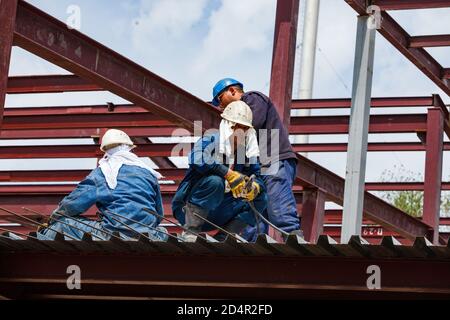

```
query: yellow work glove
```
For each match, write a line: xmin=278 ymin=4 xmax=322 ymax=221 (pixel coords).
xmin=225 ymin=170 xmax=246 ymax=198
xmin=243 ymin=181 xmax=260 ymax=202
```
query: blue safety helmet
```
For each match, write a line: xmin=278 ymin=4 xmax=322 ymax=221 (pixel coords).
xmin=211 ymin=78 xmax=243 ymax=107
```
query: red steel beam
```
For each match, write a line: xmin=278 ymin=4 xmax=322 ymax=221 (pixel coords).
xmin=292 ymin=96 xmax=434 ymax=109
xmin=6 ymin=74 xmax=101 ymax=94
xmin=372 ymin=0 xmax=450 ymax=10
xmin=13 ymin=1 xmax=221 ymax=132
xmin=5 ymin=141 xmax=447 ymax=158
xmin=4 ymin=104 xmax=145 ymax=115
xmin=346 ymin=0 xmax=450 ymax=96
xmin=423 ymin=108 xmax=445 ymax=243
xmin=444 ymin=69 xmax=450 ymax=80
xmin=0 ymin=127 xmax=190 ymax=139
xmin=293 ymin=142 xmax=450 ymax=152
xmin=2 ymin=170 xmax=450 ymax=191
xmin=0 ymin=168 xmax=187 ymax=183
xmin=409 ymin=35 xmax=450 ymax=48
xmin=2 ymin=113 xmax=173 ymax=129
xmin=0 ymin=143 xmax=192 ymax=159
xmin=301 ymin=189 xmax=326 ymax=243
xmin=0 ymin=113 xmax=428 ymax=138
xmin=289 ymin=114 xmax=427 ymax=134
xmin=0 ymin=0 xmax=18 ymax=127
xmin=269 ymin=0 xmax=299 ymax=126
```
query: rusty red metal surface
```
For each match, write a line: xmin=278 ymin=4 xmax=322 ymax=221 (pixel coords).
xmin=269 ymin=0 xmax=299 ymax=126
xmin=6 ymin=74 xmax=100 ymax=94
xmin=0 ymin=0 xmax=18 ymax=127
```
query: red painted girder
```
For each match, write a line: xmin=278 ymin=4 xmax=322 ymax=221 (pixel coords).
xmin=0 ymin=0 xmax=18 ymax=126
xmin=269 ymin=0 xmax=299 ymax=125
xmin=293 ymin=142 xmax=450 ymax=152
xmin=346 ymin=0 xmax=449 ymax=96
xmin=372 ymin=0 xmax=450 ymax=10
xmin=6 ymin=74 xmax=101 ymax=94
xmin=409 ymin=35 xmax=450 ymax=48
xmin=0 ymin=169 xmax=187 ymax=182
xmin=4 ymin=104 xmax=146 ymax=116
xmin=289 ymin=113 xmax=427 ymax=134
xmin=0 ymin=143 xmax=192 ymax=159
xmin=0 ymin=127 xmax=190 ymax=139
xmin=13 ymin=1 xmax=221 ymax=132
xmin=1 ymin=141 xmax=448 ymax=159
xmin=292 ymin=96 xmax=433 ymax=109
xmin=2 ymin=170 xmax=450 ymax=192
xmin=2 ymin=113 xmax=173 ymax=129
xmin=444 ymin=69 xmax=450 ymax=79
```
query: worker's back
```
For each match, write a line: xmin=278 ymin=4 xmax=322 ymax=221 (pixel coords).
xmin=60 ymin=164 xmax=164 ymax=238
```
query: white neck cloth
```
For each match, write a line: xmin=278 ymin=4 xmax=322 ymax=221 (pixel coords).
xmin=98 ymin=144 xmax=163 ymax=189
xmin=218 ymin=119 xmax=259 ymax=165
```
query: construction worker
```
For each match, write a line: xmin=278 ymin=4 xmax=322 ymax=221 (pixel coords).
xmin=172 ymin=101 xmax=268 ymax=242
xmin=211 ymin=78 xmax=302 ymax=240
xmin=37 ymin=129 xmax=168 ymax=241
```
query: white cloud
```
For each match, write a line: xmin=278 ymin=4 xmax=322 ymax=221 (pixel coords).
xmin=191 ymin=0 xmax=276 ymax=74
xmin=131 ymin=0 xmax=208 ymax=52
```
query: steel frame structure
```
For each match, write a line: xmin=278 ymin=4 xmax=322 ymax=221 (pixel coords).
xmin=0 ymin=0 xmax=450 ymax=298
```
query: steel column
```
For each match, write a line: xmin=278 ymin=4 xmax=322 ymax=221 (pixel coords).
xmin=423 ymin=107 xmax=444 ymax=244
xmin=301 ymin=188 xmax=326 ymax=243
xmin=269 ymin=0 xmax=300 ymax=125
xmin=0 ymin=0 xmax=18 ymax=127
xmin=342 ymin=15 xmax=376 ymax=244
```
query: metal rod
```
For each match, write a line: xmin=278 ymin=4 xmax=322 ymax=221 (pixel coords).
xmin=191 ymin=211 xmax=247 ymax=243
xmin=106 ymin=210 xmax=182 ymax=242
xmin=22 ymin=207 xmax=104 ymax=240
xmin=142 ymin=208 xmax=210 ymax=242
xmin=0 ymin=206 xmax=78 ymax=241
xmin=0 ymin=227 xmax=40 ymax=240
xmin=248 ymin=201 xmax=289 ymax=237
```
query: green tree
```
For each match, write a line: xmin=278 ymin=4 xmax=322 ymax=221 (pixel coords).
xmin=378 ymin=165 xmax=450 ymax=218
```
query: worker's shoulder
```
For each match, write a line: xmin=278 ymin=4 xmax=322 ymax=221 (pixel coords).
xmin=242 ymin=91 xmax=271 ymax=104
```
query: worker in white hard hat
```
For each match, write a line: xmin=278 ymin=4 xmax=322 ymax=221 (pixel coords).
xmin=212 ymin=78 xmax=302 ymax=241
xmin=37 ymin=129 xmax=168 ymax=241
xmin=172 ymin=101 xmax=268 ymax=242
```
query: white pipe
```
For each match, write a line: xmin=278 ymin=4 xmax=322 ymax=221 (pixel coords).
xmin=297 ymin=0 xmax=320 ymax=157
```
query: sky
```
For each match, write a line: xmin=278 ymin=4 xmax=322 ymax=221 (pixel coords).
xmin=3 ymin=0 xmax=450 ymax=210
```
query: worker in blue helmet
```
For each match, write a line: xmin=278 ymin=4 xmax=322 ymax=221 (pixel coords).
xmin=211 ymin=78 xmax=302 ymax=241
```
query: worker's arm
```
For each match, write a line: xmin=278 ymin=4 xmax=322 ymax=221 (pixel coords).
xmin=189 ymin=134 xmax=229 ymax=177
xmin=54 ymin=172 xmax=98 ymax=217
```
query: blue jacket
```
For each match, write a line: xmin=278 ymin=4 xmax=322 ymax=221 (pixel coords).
xmin=172 ymin=133 xmax=266 ymax=222
xmin=54 ymin=164 xmax=164 ymax=238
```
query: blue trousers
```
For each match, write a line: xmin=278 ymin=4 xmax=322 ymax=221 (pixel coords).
xmin=182 ymin=175 xmax=267 ymax=238
xmin=243 ymin=159 xmax=300 ymax=240
xmin=37 ymin=216 xmax=168 ymax=241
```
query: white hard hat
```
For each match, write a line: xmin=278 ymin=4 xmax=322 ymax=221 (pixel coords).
xmin=221 ymin=101 xmax=253 ymax=128
xmin=100 ymin=129 xmax=135 ymax=152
